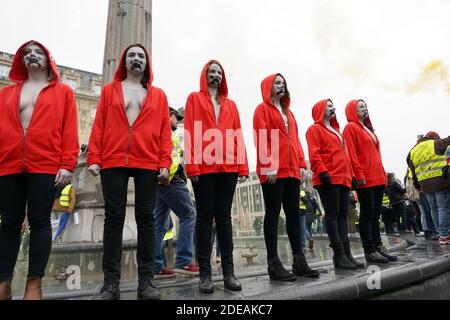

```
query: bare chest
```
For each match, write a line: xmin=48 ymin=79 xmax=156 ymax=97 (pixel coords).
xmin=122 ymin=84 xmax=147 ymax=126
xmin=19 ymin=82 xmax=48 ymax=130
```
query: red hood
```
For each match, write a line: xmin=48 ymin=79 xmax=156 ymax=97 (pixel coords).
xmin=261 ymin=73 xmax=291 ymax=108
xmin=9 ymin=40 xmax=60 ymax=83
xmin=114 ymin=44 xmax=153 ymax=88
xmin=312 ymin=99 xmax=340 ymax=131
xmin=199 ymin=60 xmax=228 ymax=97
xmin=345 ymin=99 xmax=374 ymax=131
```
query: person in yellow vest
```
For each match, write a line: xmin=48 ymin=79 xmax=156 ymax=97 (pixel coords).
xmin=153 ymin=107 xmax=199 ymax=278
xmin=407 ymin=131 xmax=450 ymax=245
xmin=52 ymin=184 xmax=76 ymax=244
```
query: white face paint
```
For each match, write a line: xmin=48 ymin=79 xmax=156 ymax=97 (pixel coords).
xmin=207 ymin=63 xmax=223 ymax=88
xmin=271 ymin=75 xmax=286 ymax=99
xmin=357 ymin=101 xmax=369 ymax=119
xmin=23 ymin=44 xmax=48 ymax=71
xmin=325 ymin=100 xmax=336 ymax=119
xmin=125 ymin=46 xmax=147 ymax=75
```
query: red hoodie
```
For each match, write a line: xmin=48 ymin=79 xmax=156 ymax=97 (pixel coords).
xmin=184 ymin=60 xmax=249 ymax=177
xmin=88 ymin=44 xmax=172 ymax=171
xmin=306 ymin=99 xmax=353 ymax=188
xmin=342 ymin=100 xmax=387 ymax=188
xmin=253 ymin=74 xmax=307 ymax=184
xmin=0 ymin=40 xmax=79 ymax=176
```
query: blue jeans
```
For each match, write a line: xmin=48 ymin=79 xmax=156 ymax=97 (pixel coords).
xmin=154 ymin=181 xmax=197 ymax=272
xmin=299 ymin=215 xmax=310 ymax=248
xmin=425 ymin=188 xmax=450 ymax=237
xmin=418 ymin=192 xmax=436 ymax=232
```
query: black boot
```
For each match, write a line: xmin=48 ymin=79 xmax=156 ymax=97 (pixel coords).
xmin=267 ymin=257 xmax=296 ymax=281
xmin=92 ymin=282 xmax=120 ymax=300
xmin=293 ymin=253 xmax=320 ymax=277
xmin=224 ymin=274 xmax=242 ymax=291
xmin=137 ymin=280 xmax=161 ymax=300
xmin=365 ymin=251 xmax=389 ymax=263
xmin=331 ymin=242 xmax=357 ymax=270
xmin=199 ymin=276 xmax=214 ymax=294
xmin=376 ymin=245 xmax=398 ymax=261
xmin=343 ymin=240 xmax=365 ymax=268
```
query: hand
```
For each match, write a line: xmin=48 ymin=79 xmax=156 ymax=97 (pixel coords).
xmin=267 ymin=174 xmax=277 ymax=185
xmin=300 ymin=168 xmax=307 ymax=184
xmin=55 ymin=169 xmax=73 ymax=187
xmin=88 ymin=164 xmax=101 ymax=177
xmin=238 ymin=176 xmax=249 ymax=184
xmin=357 ymin=179 xmax=366 ymax=186
xmin=190 ymin=176 xmax=199 ymax=183
xmin=158 ymin=168 xmax=170 ymax=186
xmin=319 ymin=172 xmax=332 ymax=186
xmin=352 ymin=177 xmax=359 ymax=190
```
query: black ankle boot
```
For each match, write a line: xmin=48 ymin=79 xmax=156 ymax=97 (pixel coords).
xmin=138 ymin=280 xmax=161 ymax=300
xmin=199 ymin=276 xmax=214 ymax=293
xmin=293 ymin=253 xmax=320 ymax=277
xmin=365 ymin=251 xmax=389 ymax=263
xmin=376 ymin=245 xmax=398 ymax=261
xmin=268 ymin=257 xmax=296 ymax=281
xmin=224 ymin=274 xmax=242 ymax=291
xmin=93 ymin=282 xmax=120 ymax=300
xmin=343 ymin=240 xmax=365 ymax=268
xmin=331 ymin=242 xmax=357 ymax=270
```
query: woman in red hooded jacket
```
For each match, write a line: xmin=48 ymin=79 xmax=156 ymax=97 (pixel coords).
xmin=0 ymin=41 xmax=79 ymax=300
xmin=253 ymin=74 xmax=319 ymax=281
xmin=306 ymin=99 xmax=364 ymax=269
xmin=88 ymin=44 xmax=172 ymax=300
xmin=184 ymin=60 xmax=249 ymax=294
xmin=343 ymin=100 xmax=397 ymax=263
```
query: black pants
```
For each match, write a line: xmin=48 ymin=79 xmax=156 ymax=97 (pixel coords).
xmin=392 ymin=202 xmax=407 ymax=232
xmin=0 ymin=174 xmax=56 ymax=282
xmin=357 ymin=186 xmax=385 ymax=253
xmin=316 ymin=185 xmax=350 ymax=245
xmin=381 ymin=206 xmax=395 ymax=234
xmin=261 ymin=178 xmax=301 ymax=260
xmin=407 ymin=216 xmax=420 ymax=234
xmin=100 ymin=168 xmax=158 ymax=285
xmin=192 ymin=173 xmax=238 ymax=278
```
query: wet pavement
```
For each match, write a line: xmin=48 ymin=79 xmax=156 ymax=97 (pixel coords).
xmin=11 ymin=233 xmax=450 ymax=300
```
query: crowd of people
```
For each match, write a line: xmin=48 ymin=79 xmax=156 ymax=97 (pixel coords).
xmin=0 ymin=41 xmax=448 ymax=301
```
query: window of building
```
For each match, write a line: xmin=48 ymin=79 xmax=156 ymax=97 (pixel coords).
xmin=0 ymin=65 xmax=11 ymax=79
xmin=93 ymin=85 xmax=101 ymax=96
xmin=64 ymin=78 xmax=77 ymax=91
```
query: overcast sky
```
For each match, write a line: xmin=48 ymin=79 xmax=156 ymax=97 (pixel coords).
xmin=1 ymin=0 xmax=449 ymax=179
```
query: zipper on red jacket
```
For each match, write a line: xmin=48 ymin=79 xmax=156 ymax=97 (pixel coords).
xmin=16 ymin=84 xmax=50 ymax=172
xmin=125 ymin=126 xmax=132 ymax=166
xmin=16 ymin=83 xmax=53 ymax=173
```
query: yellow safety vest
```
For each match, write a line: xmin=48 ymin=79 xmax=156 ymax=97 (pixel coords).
xmin=299 ymin=190 xmax=306 ymax=210
xmin=407 ymin=168 xmax=413 ymax=180
xmin=382 ymin=194 xmax=390 ymax=206
xmin=410 ymin=140 xmax=446 ymax=182
xmin=59 ymin=184 xmax=72 ymax=207
xmin=169 ymin=132 xmax=182 ymax=182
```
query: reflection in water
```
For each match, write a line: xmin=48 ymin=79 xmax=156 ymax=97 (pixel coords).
xmin=13 ymin=233 xmax=446 ymax=297
xmin=11 ymin=235 xmax=353 ymax=295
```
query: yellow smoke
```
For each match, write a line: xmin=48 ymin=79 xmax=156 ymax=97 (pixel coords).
xmin=407 ymin=60 xmax=450 ymax=95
